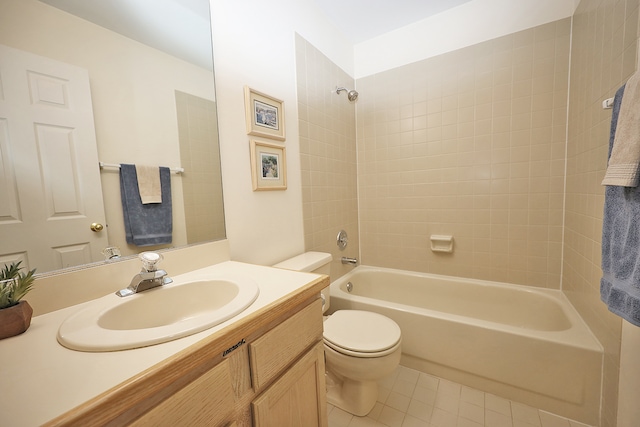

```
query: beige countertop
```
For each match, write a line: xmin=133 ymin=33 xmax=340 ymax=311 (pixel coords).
xmin=0 ymin=261 xmax=322 ymax=427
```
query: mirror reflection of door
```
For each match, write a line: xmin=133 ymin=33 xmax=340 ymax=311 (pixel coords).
xmin=0 ymin=44 xmax=108 ymax=272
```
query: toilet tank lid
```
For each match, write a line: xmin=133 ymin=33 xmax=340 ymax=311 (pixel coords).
xmin=273 ymin=251 xmax=332 ymax=272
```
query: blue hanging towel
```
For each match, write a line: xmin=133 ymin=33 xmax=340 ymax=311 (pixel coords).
xmin=600 ymin=84 xmax=640 ymax=326
xmin=119 ymin=164 xmax=173 ymax=246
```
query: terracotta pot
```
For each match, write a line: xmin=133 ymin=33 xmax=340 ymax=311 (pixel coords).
xmin=0 ymin=300 xmax=33 ymax=340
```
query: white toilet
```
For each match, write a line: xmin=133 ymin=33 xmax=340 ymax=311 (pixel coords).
xmin=273 ymin=252 xmax=402 ymax=416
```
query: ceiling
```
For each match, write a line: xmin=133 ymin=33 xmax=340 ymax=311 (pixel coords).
xmin=39 ymin=0 xmax=475 ymax=67
xmin=38 ymin=0 xmax=213 ymax=70
xmin=312 ymin=0 xmax=474 ymax=43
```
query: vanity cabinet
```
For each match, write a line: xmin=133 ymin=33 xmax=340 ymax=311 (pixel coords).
xmin=45 ymin=276 xmax=328 ymax=427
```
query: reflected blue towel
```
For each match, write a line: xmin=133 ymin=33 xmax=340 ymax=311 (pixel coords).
xmin=601 ymin=84 xmax=640 ymax=326
xmin=120 ymin=164 xmax=173 ymax=246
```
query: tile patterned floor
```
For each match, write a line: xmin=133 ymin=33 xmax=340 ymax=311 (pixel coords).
xmin=327 ymin=365 xmax=594 ymax=427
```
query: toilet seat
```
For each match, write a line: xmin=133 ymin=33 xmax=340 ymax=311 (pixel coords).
xmin=323 ymin=310 xmax=401 ymax=358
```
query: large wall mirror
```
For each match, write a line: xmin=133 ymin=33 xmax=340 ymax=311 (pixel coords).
xmin=0 ymin=0 xmax=225 ymax=275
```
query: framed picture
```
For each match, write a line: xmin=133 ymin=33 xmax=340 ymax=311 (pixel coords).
xmin=244 ymin=86 xmax=285 ymax=141
xmin=250 ymin=140 xmax=287 ymax=191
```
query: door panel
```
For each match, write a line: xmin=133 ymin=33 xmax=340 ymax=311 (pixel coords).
xmin=0 ymin=44 xmax=107 ymax=272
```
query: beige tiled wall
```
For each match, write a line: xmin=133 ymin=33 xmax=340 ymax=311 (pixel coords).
xmin=176 ymin=91 xmax=225 ymax=244
xmin=565 ymin=0 xmax=639 ymax=426
xmin=295 ymin=34 xmax=360 ymax=278
xmin=357 ymin=20 xmax=571 ymax=289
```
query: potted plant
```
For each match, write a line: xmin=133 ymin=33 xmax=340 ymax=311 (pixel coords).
xmin=0 ymin=261 xmax=36 ymax=340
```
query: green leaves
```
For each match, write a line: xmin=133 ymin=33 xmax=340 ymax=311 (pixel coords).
xmin=0 ymin=261 xmax=36 ymax=309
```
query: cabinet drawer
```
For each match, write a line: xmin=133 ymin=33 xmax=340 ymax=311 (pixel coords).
xmin=131 ymin=359 xmax=234 ymax=427
xmin=249 ymin=298 xmax=323 ymax=390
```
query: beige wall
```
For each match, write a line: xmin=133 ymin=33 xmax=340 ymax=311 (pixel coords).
xmin=356 ymin=19 xmax=570 ymax=289
xmin=565 ymin=0 xmax=640 ymax=426
xmin=295 ymin=35 xmax=360 ymax=278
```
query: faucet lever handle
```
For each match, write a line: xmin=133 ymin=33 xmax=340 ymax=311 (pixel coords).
xmin=139 ymin=251 xmax=162 ymax=272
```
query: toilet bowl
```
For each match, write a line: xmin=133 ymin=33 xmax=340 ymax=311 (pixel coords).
xmin=323 ymin=309 xmax=402 ymax=416
xmin=273 ymin=252 xmax=402 ymax=416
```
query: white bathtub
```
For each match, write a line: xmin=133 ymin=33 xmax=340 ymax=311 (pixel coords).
xmin=328 ymin=266 xmax=603 ymax=426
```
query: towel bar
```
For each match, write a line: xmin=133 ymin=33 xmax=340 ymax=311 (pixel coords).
xmin=99 ymin=162 xmax=184 ymax=174
xmin=602 ymin=97 xmax=614 ymax=109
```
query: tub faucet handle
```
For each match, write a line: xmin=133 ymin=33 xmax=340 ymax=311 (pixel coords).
xmin=341 ymin=257 xmax=358 ymax=265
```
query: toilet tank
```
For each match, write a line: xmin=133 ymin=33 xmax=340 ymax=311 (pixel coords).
xmin=273 ymin=252 xmax=332 ymax=312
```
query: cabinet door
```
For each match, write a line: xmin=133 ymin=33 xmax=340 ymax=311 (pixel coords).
xmin=131 ymin=359 xmax=234 ymax=427
xmin=252 ymin=342 xmax=327 ymax=427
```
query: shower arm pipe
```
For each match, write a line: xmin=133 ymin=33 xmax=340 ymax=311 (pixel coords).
xmin=335 ymin=86 xmax=358 ymax=101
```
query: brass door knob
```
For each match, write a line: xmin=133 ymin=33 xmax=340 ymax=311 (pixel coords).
xmin=90 ymin=222 xmax=104 ymax=232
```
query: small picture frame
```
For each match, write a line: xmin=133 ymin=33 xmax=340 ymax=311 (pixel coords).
xmin=244 ymin=86 xmax=285 ymax=141
xmin=250 ymin=140 xmax=287 ymax=191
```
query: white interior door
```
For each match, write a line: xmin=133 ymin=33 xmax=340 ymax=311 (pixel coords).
xmin=0 ymin=44 xmax=108 ymax=273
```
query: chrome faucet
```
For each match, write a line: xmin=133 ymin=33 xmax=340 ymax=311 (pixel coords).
xmin=341 ymin=257 xmax=358 ymax=265
xmin=116 ymin=252 xmax=172 ymax=297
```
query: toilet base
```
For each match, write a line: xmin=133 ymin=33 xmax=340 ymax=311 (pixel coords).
xmin=326 ymin=370 xmax=378 ymax=417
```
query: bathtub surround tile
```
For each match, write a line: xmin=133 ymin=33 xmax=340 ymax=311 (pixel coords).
xmin=328 ymin=366 xmax=593 ymax=427
xmin=294 ymin=35 xmax=360 ymax=279
xmin=357 ymin=19 xmax=570 ymax=289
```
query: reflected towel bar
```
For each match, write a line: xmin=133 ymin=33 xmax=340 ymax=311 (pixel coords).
xmin=99 ymin=162 xmax=184 ymax=174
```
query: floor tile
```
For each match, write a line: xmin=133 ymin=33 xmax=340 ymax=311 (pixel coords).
xmin=326 ymin=365 xmax=595 ymax=427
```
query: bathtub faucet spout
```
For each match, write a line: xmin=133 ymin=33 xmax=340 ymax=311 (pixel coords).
xmin=341 ymin=257 xmax=358 ymax=265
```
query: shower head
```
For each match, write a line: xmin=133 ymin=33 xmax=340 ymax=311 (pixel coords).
xmin=336 ymin=87 xmax=359 ymax=102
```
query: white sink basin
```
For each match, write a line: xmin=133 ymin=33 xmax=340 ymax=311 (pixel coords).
xmin=57 ymin=276 xmax=260 ymax=352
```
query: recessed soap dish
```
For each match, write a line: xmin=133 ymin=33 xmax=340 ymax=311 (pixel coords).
xmin=430 ymin=235 xmax=454 ymax=253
